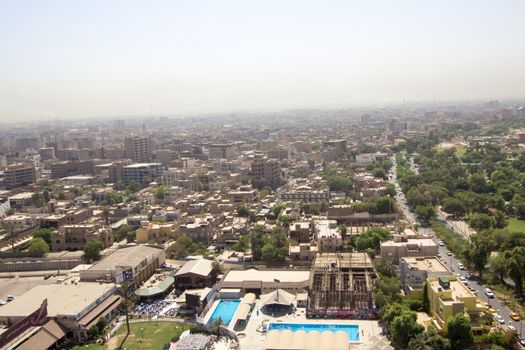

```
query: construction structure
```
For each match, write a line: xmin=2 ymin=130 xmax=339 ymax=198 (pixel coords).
xmin=307 ymin=252 xmax=378 ymax=319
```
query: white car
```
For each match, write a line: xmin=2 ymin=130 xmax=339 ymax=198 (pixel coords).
xmin=484 ymin=288 xmax=495 ymax=298
xmin=508 ymin=325 xmax=517 ymax=332
xmin=438 ymin=241 xmax=445 ymax=246
xmin=459 ymin=276 xmax=469 ymax=285
xmin=6 ymin=295 xmax=15 ymax=302
xmin=457 ymin=263 xmax=465 ymax=270
xmin=494 ymin=315 xmax=505 ymax=324
xmin=0 ymin=300 xmax=6 ymax=305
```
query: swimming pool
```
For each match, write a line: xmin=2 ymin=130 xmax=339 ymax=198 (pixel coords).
xmin=208 ymin=300 xmax=241 ymax=325
xmin=267 ymin=323 xmax=360 ymax=342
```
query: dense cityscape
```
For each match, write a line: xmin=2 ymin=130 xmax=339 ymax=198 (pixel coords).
xmin=0 ymin=102 xmax=524 ymax=350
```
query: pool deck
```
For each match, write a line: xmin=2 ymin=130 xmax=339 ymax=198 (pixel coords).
xmin=237 ymin=300 xmax=387 ymax=350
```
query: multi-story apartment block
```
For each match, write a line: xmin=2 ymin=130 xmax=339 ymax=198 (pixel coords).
xmin=280 ymin=186 xmax=330 ymax=203
xmin=122 ymin=163 xmax=162 ymax=186
xmin=251 ymin=155 xmax=281 ymax=189
xmin=124 ymin=136 xmax=152 ymax=162
xmin=50 ymin=160 xmax=95 ymax=179
xmin=208 ymin=143 xmax=235 ymax=159
xmin=4 ymin=163 xmax=36 ymax=189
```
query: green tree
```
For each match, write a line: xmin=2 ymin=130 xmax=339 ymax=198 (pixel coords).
xmin=154 ymin=185 xmax=166 ymax=200
xmin=391 ymin=312 xmax=424 ymax=349
xmin=442 ymin=197 xmax=466 ymax=218
xmin=415 ymin=205 xmax=436 ymax=224
xmin=126 ymin=181 xmax=139 ymax=193
xmin=446 ymin=313 xmax=473 ymax=350
xmin=250 ymin=225 xmax=265 ymax=261
xmin=236 ymin=204 xmax=250 ymax=217
xmin=233 ymin=235 xmax=250 ymax=252
xmin=375 ymin=196 xmax=395 ymax=214
xmin=372 ymin=167 xmax=386 ymax=179
xmin=326 ymin=175 xmax=353 ymax=193
xmin=33 ymin=228 xmax=53 ymax=245
xmin=83 ymin=239 xmax=104 ymax=262
xmin=88 ymin=325 xmax=100 ymax=338
xmin=408 ymin=326 xmax=450 ymax=350
xmin=469 ymin=213 xmax=495 ymax=231
xmin=355 ymin=227 xmax=391 ymax=252
xmin=28 ymin=237 xmax=49 ymax=256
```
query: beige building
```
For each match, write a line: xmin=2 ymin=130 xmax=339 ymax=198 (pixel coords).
xmin=136 ymin=223 xmax=178 ymax=244
xmin=380 ymin=238 xmax=438 ymax=263
xmin=289 ymin=243 xmax=318 ymax=261
xmin=80 ymin=245 xmax=165 ymax=285
xmin=314 ymin=220 xmax=341 ymax=252
xmin=4 ymin=163 xmax=36 ymax=189
xmin=52 ymin=224 xmax=113 ymax=251
xmin=426 ymin=276 xmax=484 ymax=332
xmin=124 ymin=136 xmax=152 ymax=162
xmin=399 ymin=256 xmax=450 ymax=296
xmin=220 ymin=269 xmax=310 ymax=295
xmin=251 ymin=155 xmax=281 ymax=189
xmin=50 ymin=160 xmax=95 ymax=179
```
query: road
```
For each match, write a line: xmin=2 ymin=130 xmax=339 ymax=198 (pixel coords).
xmin=389 ymin=155 xmax=525 ymax=340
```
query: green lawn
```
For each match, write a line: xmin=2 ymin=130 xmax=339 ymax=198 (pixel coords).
xmin=112 ymin=321 xmax=199 ymax=350
xmin=508 ymin=218 xmax=525 ymax=233
xmin=435 ymin=145 xmax=466 ymax=157
xmin=70 ymin=345 xmax=107 ymax=350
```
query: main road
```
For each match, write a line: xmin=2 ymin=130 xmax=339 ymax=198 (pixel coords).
xmin=389 ymin=155 xmax=525 ymax=342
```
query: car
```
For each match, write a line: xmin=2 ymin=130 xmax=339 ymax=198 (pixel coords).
xmin=459 ymin=276 xmax=469 ymax=285
xmin=43 ymin=274 xmax=52 ymax=280
xmin=510 ymin=312 xmax=520 ymax=321
xmin=494 ymin=315 xmax=505 ymax=324
xmin=6 ymin=295 xmax=15 ymax=302
xmin=508 ymin=324 xmax=517 ymax=332
xmin=484 ymin=288 xmax=495 ymax=298
xmin=520 ymin=338 xmax=525 ymax=346
xmin=447 ymin=251 xmax=452 ymax=256
xmin=457 ymin=263 xmax=465 ymax=270
xmin=0 ymin=300 xmax=6 ymax=305
xmin=438 ymin=241 xmax=445 ymax=246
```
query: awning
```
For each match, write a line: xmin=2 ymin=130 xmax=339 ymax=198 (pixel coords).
xmin=15 ymin=320 xmax=65 ymax=350
xmin=235 ymin=303 xmax=252 ymax=322
xmin=260 ymin=289 xmax=296 ymax=307
xmin=135 ymin=276 xmax=175 ymax=297
xmin=241 ymin=293 xmax=255 ymax=305
xmin=79 ymin=294 xmax=121 ymax=329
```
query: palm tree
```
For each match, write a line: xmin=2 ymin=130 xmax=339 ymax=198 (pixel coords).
xmin=213 ymin=318 xmax=224 ymax=337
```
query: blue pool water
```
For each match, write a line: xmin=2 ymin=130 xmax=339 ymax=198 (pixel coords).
xmin=208 ymin=300 xmax=241 ymax=325
xmin=267 ymin=323 xmax=360 ymax=342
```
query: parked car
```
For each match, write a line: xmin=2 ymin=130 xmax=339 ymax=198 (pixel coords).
xmin=0 ymin=300 xmax=6 ymax=305
xmin=510 ymin=312 xmax=520 ymax=321
xmin=494 ymin=315 xmax=505 ymax=324
xmin=484 ymin=288 xmax=495 ymax=298
xmin=457 ymin=263 xmax=465 ymax=270
xmin=508 ymin=324 xmax=517 ymax=332
xmin=438 ymin=241 xmax=445 ymax=247
xmin=6 ymin=295 xmax=15 ymax=302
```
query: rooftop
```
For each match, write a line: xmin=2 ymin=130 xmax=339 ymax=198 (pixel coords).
xmin=85 ymin=245 xmax=164 ymax=272
xmin=401 ymin=256 xmax=449 ymax=273
xmin=175 ymin=258 xmax=213 ymax=277
xmin=0 ymin=283 xmax=116 ymax=319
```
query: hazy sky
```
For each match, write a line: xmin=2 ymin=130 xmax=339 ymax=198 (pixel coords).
xmin=1 ymin=1 xmax=524 ymax=121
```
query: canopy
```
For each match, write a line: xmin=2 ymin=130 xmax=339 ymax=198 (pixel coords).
xmin=260 ymin=289 xmax=296 ymax=307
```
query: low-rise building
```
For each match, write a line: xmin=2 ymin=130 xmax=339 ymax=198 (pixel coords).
xmin=219 ymin=269 xmax=310 ymax=295
xmin=52 ymin=224 xmax=113 ymax=251
xmin=136 ymin=223 xmax=178 ymax=244
xmin=174 ymin=258 xmax=214 ymax=290
xmin=380 ymin=237 xmax=438 ymax=263
xmin=399 ymin=256 xmax=450 ymax=296
xmin=314 ymin=219 xmax=341 ymax=252
xmin=289 ymin=243 xmax=318 ymax=261
xmin=80 ymin=245 xmax=165 ymax=285
xmin=426 ymin=276 xmax=484 ymax=332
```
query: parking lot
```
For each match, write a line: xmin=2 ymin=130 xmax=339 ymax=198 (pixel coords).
xmin=0 ymin=275 xmax=57 ymax=303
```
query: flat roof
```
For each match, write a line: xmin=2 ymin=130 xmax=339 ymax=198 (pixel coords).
xmin=124 ymin=163 xmax=161 ymax=168
xmin=401 ymin=256 xmax=449 ymax=273
xmin=223 ymin=269 xmax=310 ymax=284
xmin=86 ymin=245 xmax=163 ymax=272
xmin=381 ymin=238 xmax=437 ymax=247
xmin=0 ymin=283 xmax=116 ymax=319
